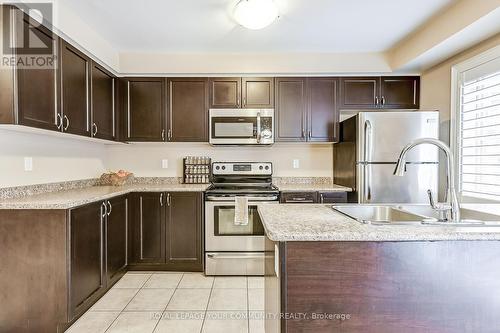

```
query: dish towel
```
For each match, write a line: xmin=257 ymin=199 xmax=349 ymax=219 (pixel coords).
xmin=234 ymin=196 xmax=249 ymax=226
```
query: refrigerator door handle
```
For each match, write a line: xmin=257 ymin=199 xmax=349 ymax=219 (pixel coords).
xmin=364 ymin=164 xmax=371 ymax=202
xmin=364 ymin=120 xmax=372 ymax=162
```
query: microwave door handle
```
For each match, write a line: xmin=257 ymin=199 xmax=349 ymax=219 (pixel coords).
xmin=256 ymin=112 xmax=261 ymax=144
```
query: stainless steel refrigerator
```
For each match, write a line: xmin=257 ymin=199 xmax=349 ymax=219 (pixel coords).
xmin=333 ymin=111 xmax=439 ymax=203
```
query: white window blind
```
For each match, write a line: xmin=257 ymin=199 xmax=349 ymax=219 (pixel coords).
xmin=459 ymin=57 xmax=500 ymax=201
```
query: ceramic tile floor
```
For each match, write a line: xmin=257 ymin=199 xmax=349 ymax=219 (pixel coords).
xmin=66 ymin=272 xmax=265 ymax=333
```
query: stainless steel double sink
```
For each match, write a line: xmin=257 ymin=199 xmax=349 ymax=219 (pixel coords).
xmin=333 ymin=204 xmax=500 ymax=227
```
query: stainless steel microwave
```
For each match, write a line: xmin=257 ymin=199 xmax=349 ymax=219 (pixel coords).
xmin=209 ymin=109 xmax=274 ymax=145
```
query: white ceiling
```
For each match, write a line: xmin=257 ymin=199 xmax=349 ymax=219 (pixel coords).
xmin=63 ymin=0 xmax=456 ymax=53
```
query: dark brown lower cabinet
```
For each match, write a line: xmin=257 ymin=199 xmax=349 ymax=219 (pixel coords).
xmin=266 ymin=240 xmax=500 ymax=333
xmin=69 ymin=201 xmax=105 ymax=320
xmin=106 ymin=196 xmax=128 ymax=284
xmin=129 ymin=191 xmax=203 ymax=271
xmin=0 ymin=196 xmax=128 ymax=332
xmin=280 ymin=191 xmax=347 ymax=204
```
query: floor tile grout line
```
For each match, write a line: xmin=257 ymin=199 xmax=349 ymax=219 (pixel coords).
xmin=104 ymin=273 xmax=153 ymax=333
xmin=152 ymin=272 xmax=185 ymax=332
xmin=200 ymin=274 xmax=215 ymax=333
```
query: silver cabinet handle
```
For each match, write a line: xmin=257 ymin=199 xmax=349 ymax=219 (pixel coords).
xmin=302 ymin=129 xmax=305 ymax=138
xmin=167 ymin=129 xmax=172 ymax=141
xmin=243 ymin=97 xmax=246 ymax=107
xmin=63 ymin=115 xmax=69 ymax=131
xmin=237 ymin=99 xmax=240 ymax=107
xmin=320 ymin=193 xmax=324 ymax=203
xmin=56 ymin=113 xmax=63 ymax=130
xmin=107 ymin=201 xmax=112 ymax=216
xmin=375 ymin=96 xmax=379 ymax=106
xmin=381 ymin=96 xmax=385 ymax=106
xmin=161 ymin=129 xmax=165 ymax=141
xmin=92 ymin=123 xmax=98 ymax=136
xmin=101 ymin=201 xmax=107 ymax=218
xmin=167 ymin=193 xmax=171 ymax=206
xmin=160 ymin=193 xmax=163 ymax=206
xmin=308 ymin=130 xmax=312 ymax=138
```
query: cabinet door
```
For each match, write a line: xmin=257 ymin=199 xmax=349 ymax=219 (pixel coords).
xmin=60 ymin=40 xmax=90 ymax=136
xmin=209 ymin=77 xmax=241 ymax=108
xmin=275 ymin=78 xmax=307 ymax=142
xmin=168 ymin=78 xmax=208 ymax=142
xmin=280 ymin=192 xmax=318 ymax=203
xmin=106 ymin=196 xmax=127 ymax=284
xmin=165 ymin=192 xmax=203 ymax=271
xmin=69 ymin=201 xmax=104 ymax=318
xmin=16 ymin=16 xmax=60 ymax=131
xmin=380 ymin=76 xmax=420 ymax=109
xmin=340 ymin=77 xmax=379 ymax=109
xmin=242 ymin=77 xmax=274 ymax=108
xmin=318 ymin=191 xmax=348 ymax=203
xmin=126 ymin=78 xmax=165 ymax=141
xmin=308 ymin=78 xmax=338 ymax=142
xmin=91 ymin=62 xmax=115 ymax=140
xmin=129 ymin=192 xmax=165 ymax=264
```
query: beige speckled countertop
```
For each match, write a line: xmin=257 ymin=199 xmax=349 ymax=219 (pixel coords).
xmin=0 ymin=184 xmax=208 ymax=209
xmin=277 ymin=183 xmax=351 ymax=192
xmin=258 ymin=204 xmax=500 ymax=241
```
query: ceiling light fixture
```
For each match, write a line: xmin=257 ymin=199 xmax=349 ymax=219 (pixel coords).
xmin=233 ymin=0 xmax=279 ymax=30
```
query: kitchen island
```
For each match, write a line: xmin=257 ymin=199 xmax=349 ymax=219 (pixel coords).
xmin=258 ymin=204 xmax=500 ymax=333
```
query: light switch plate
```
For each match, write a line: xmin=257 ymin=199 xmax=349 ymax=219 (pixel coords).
xmin=161 ymin=159 xmax=169 ymax=169
xmin=24 ymin=157 xmax=33 ymax=171
xmin=292 ymin=159 xmax=300 ymax=169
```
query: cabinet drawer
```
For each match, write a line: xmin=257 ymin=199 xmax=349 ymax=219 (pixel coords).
xmin=280 ymin=192 xmax=318 ymax=204
xmin=318 ymin=191 xmax=347 ymax=203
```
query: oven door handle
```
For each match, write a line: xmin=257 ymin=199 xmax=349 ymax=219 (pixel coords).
xmin=207 ymin=254 xmax=269 ymax=259
xmin=205 ymin=195 xmax=279 ymax=201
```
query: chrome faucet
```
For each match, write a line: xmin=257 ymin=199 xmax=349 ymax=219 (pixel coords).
xmin=393 ymin=138 xmax=460 ymax=223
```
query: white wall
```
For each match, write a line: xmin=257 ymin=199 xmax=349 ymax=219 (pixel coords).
xmin=105 ymin=143 xmax=333 ymax=178
xmin=0 ymin=130 xmax=107 ymax=187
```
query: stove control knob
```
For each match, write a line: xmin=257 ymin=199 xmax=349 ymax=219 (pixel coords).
xmin=215 ymin=166 xmax=220 ymax=170
xmin=265 ymin=165 xmax=269 ymax=170
xmin=259 ymin=165 xmax=263 ymax=170
xmin=221 ymin=166 xmax=226 ymax=170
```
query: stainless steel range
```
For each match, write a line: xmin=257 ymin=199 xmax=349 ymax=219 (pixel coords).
xmin=204 ymin=162 xmax=279 ymax=276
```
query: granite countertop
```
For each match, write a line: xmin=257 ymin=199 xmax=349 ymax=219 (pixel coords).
xmin=0 ymin=184 xmax=209 ymax=209
xmin=258 ymin=204 xmax=500 ymax=242
xmin=277 ymin=183 xmax=352 ymax=192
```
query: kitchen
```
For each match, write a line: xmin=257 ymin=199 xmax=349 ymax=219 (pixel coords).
xmin=1 ymin=0 xmax=500 ymax=332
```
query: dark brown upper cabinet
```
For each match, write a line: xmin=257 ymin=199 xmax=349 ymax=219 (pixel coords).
xmin=308 ymin=78 xmax=338 ymax=142
xmin=340 ymin=77 xmax=379 ymax=109
xmin=167 ymin=78 xmax=208 ymax=142
xmin=209 ymin=77 xmax=274 ymax=109
xmin=209 ymin=77 xmax=241 ymax=108
xmin=91 ymin=62 xmax=116 ymax=141
xmin=380 ymin=76 xmax=420 ymax=109
xmin=242 ymin=77 xmax=274 ymax=108
xmin=0 ymin=8 xmax=61 ymax=131
xmin=125 ymin=77 xmax=165 ymax=142
xmin=340 ymin=76 xmax=420 ymax=109
xmin=60 ymin=40 xmax=91 ymax=136
xmin=275 ymin=77 xmax=307 ymax=142
xmin=276 ymin=77 xmax=338 ymax=142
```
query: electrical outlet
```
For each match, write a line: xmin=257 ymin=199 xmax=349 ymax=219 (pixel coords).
xmin=24 ymin=157 xmax=33 ymax=171
xmin=293 ymin=159 xmax=300 ymax=169
xmin=161 ymin=159 xmax=169 ymax=169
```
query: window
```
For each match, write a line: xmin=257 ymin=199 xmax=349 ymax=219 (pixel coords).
xmin=453 ymin=48 xmax=500 ymax=201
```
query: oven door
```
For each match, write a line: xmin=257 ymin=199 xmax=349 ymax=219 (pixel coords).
xmin=205 ymin=200 xmax=277 ymax=252
xmin=209 ymin=109 xmax=274 ymax=145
